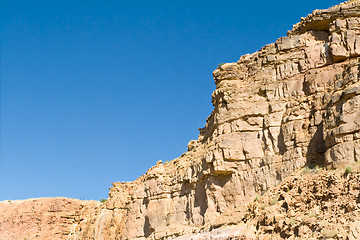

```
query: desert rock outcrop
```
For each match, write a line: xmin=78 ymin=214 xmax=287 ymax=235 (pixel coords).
xmin=243 ymin=167 xmax=360 ymax=239
xmin=67 ymin=1 xmax=360 ymax=239
xmin=2 ymin=1 xmax=360 ymax=239
xmin=170 ymin=166 xmax=360 ymax=239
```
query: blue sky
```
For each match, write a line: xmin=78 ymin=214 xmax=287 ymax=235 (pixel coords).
xmin=0 ymin=0 xmax=341 ymax=201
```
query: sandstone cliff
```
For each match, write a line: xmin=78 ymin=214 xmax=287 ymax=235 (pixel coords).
xmin=2 ymin=1 xmax=360 ymax=239
xmin=67 ymin=1 xmax=360 ymax=239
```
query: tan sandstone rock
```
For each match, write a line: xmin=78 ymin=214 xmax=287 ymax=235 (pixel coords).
xmin=2 ymin=1 xmax=360 ymax=240
xmin=66 ymin=1 xmax=360 ymax=239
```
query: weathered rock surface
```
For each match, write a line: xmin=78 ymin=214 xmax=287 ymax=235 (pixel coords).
xmin=0 ymin=197 xmax=100 ymax=240
xmin=170 ymin=166 xmax=360 ymax=240
xmin=2 ymin=1 xmax=360 ymax=239
xmin=242 ymin=167 xmax=360 ymax=240
xmin=66 ymin=1 xmax=360 ymax=239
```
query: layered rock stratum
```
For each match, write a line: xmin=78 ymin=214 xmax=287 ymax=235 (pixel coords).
xmin=2 ymin=1 xmax=360 ymax=239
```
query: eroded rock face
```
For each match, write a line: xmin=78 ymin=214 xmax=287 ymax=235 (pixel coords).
xmin=171 ymin=167 xmax=360 ymax=240
xmin=2 ymin=1 xmax=360 ymax=240
xmin=67 ymin=1 xmax=360 ymax=239
xmin=0 ymin=198 xmax=100 ymax=240
xmin=242 ymin=167 xmax=360 ymax=240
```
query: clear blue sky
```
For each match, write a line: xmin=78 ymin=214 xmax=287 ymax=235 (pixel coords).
xmin=0 ymin=0 xmax=341 ymax=201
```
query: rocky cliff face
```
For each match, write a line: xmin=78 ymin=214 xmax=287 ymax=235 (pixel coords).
xmin=66 ymin=1 xmax=360 ymax=239
xmin=169 ymin=166 xmax=360 ymax=240
xmin=2 ymin=1 xmax=360 ymax=240
xmin=243 ymin=167 xmax=360 ymax=239
xmin=0 ymin=198 xmax=100 ymax=240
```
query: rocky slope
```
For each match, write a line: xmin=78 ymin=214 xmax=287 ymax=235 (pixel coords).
xmin=243 ymin=166 xmax=360 ymax=239
xmin=0 ymin=197 xmax=100 ymax=240
xmin=2 ymin=1 xmax=360 ymax=239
